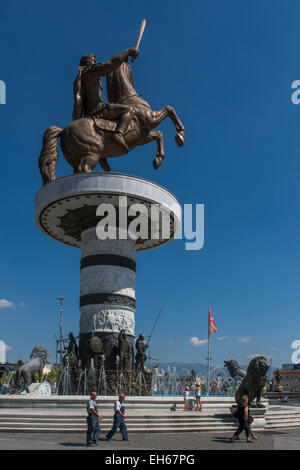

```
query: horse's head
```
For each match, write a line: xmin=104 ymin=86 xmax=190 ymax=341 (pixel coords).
xmin=107 ymin=62 xmax=136 ymax=104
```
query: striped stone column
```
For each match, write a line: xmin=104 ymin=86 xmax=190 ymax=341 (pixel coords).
xmin=79 ymin=227 xmax=136 ymax=369
xmin=35 ymin=173 xmax=182 ymax=372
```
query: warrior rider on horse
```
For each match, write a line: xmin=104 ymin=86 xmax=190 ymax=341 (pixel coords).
xmin=72 ymin=47 xmax=140 ymax=153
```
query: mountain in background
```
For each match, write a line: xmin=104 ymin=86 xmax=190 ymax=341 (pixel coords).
xmin=152 ymin=362 xmax=207 ymax=376
xmin=152 ymin=362 xmax=276 ymax=378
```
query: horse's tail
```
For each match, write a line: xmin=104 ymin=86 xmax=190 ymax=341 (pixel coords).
xmin=39 ymin=125 xmax=63 ymax=185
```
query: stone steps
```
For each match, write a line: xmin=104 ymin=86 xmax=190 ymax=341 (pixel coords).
xmin=265 ymin=407 xmax=300 ymax=429
xmin=0 ymin=416 xmax=297 ymax=432
xmin=0 ymin=409 xmax=236 ymax=432
xmin=266 ymin=420 xmax=300 ymax=427
xmin=0 ymin=403 xmax=238 ymax=432
xmin=0 ymin=395 xmax=237 ymax=410
xmin=0 ymin=417 xmax=233 ymax=423
xmin=0 ymin=420 xmax=234 ymax=428
xmin=0 ymin=425 xmax=238 ymax=433
xmin=1 ymin=396 xmax=299 ymax=432
xmin=0 ymin=402 xmax=234 ymax=410
xmin=266 ymin=414 xmax=300 ymax=420
xmin=265 ymin=423 xmax=300 ymax=429
xmin=0 ymin=416 xmax=234 ymax=424
xmin=266 ymin=411 xmax=300 ymax=417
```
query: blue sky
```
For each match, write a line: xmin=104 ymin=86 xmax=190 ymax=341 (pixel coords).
xmin=1 ymin=0 xmax=300 ymax=367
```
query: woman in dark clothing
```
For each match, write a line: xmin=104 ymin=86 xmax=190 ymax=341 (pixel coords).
xmin=231 ymin=395 xmax=259 ymax=443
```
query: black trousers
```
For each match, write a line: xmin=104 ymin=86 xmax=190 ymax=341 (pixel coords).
xmin=234 ymin=419 xmax=251 ymax=438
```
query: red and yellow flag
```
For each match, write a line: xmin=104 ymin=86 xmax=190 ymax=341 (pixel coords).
xmin=208 ymin=306 xmax=217 ymax=335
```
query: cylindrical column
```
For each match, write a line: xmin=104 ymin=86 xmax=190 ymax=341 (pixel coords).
xmin=35 ymin=173 xmax=182 ymax=373
xmin=79 ymin=227 xmax=136 ymax=369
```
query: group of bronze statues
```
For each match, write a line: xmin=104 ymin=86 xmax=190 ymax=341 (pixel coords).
xmin=63 ymin=331 xmax=150 ymax=395
xmin=63 ymin=330 xmax=148 ymax=374
xmin=10 ymin=332 xmax=149 ymax=395
xmin=8 ymin=331 xmax=273 ymax=408
xmin=12 ymin=343 xmax=270 ymax=407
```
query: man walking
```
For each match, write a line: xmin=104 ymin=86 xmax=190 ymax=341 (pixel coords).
xmin=106 ymin=394 xmax=128 ymax=441
xmin=86 ymin=391 xmax=102 ymax=447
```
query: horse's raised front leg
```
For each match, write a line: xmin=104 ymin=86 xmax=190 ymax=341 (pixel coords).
xmin=149 ymin=106 xmax=185 ymax=147
xmin=136 ymin=131 xmax=165 ymax=169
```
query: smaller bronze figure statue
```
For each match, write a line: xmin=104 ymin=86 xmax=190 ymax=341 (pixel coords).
xmin=14 ymin=346 xmax=48 ymax=393
xmin=272 ymin=368 xmax=282 ymax=392
xmin=274 ymin=369 xmax=281 ymax=384
xmin=62 ymin=332 xmax=79 ymax=368
xmin=135 ymin=334 xmax=148 ymax=372
xmin=117 ymin=329 xmax=133 ymax=371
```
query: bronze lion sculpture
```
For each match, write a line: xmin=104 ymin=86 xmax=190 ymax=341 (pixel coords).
xmin=235 ymin=355 xmax=269 ymax=407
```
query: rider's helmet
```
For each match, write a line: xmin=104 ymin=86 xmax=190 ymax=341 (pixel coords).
xmin=80 ymin=54 xmax=96 ymax=67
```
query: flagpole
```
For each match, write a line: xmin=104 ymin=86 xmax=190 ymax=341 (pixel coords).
xmin=207 ymin=306 xmax=210 ymax=397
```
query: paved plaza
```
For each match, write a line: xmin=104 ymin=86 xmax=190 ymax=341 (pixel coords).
xmin=0 ymin=428 xmax=299 ymax=450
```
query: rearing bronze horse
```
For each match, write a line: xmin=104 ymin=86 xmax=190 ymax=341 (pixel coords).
xmin=39 ymin=61 xmax=185 ymax=185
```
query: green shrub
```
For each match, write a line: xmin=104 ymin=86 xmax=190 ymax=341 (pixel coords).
xmin=46 ymin=368 xmax=59 ymax=382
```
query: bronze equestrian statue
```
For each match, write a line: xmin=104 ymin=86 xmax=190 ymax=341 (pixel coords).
xmin=39 ymin=44 xmax=185 ymax=184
